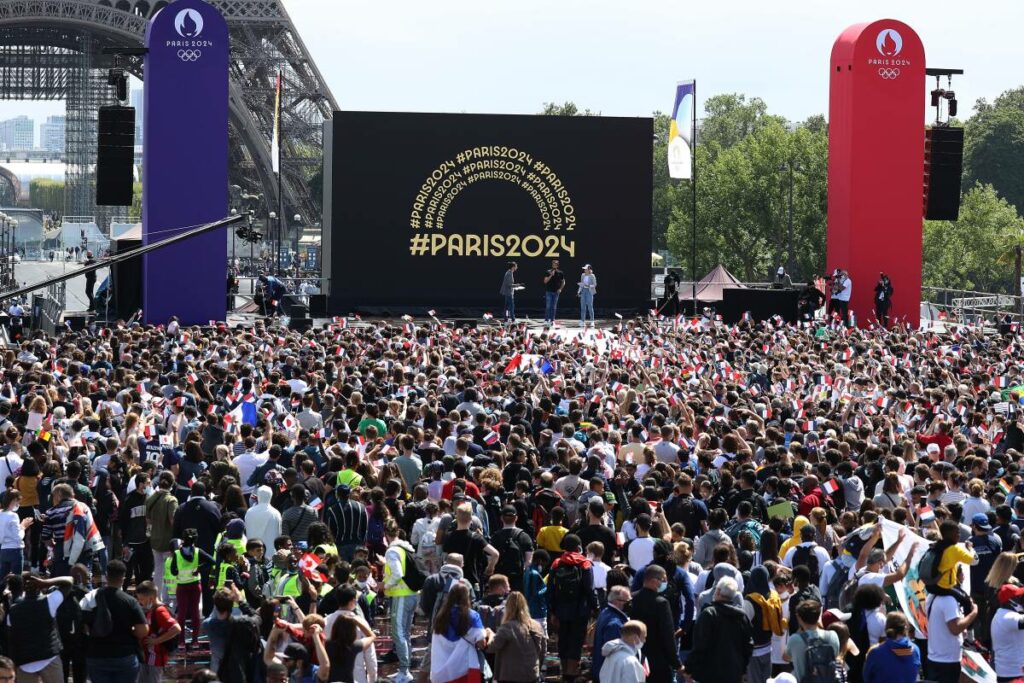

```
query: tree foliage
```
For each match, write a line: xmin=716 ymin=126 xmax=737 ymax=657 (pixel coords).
xmin=665 ymin=94 xmax=828 ymax=281
xmin=963 ymin=88 xmax=1024 ymax=217
xmin=29 ymin=178 xmax=64 ymax=215
xmin=923 ymin=183 xmax=1024 ymax=293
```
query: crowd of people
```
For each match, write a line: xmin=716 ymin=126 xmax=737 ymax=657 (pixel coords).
xmin=0 ymin=311 xmax=1022 ymax=683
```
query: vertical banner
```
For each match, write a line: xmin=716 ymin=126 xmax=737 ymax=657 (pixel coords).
xmin=271 ymin=72 xmax=282 ymax=175
xmin=827 ymin=20 xmax=925 ymax=327
xmin=142 ymin=0 xmax=229 ymax=324
xmin=668 ymin=81 xmax=694 ymax=180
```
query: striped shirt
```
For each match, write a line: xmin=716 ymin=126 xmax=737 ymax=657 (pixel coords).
xmin=325 ymin=498 xmax=368 ymax=546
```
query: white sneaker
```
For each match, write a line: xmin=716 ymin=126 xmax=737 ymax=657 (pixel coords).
xmin=392 ymin=672 xmax=413 ymax=683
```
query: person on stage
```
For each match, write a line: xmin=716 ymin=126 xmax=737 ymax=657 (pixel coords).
xmin=543 ymin=258 xmax=565 ymax=326
xmin=828 ymin=268 xmax=851 ymax=322
xmin=578 ymin=264 xmax=597 ymax=327
xmin=258 ymin=274 xmax=286 ymax=317
xmin=874 ymin=272 xmax=894 ymax=328
xmin=84 ymin=250 xmax=97 ymax=310
xmin=662 ymin=270 xmax=680 ymax=317
xmin=773 ymin=266 xmax=793 ymax=289
xmin=500 ymin=261 xmax=518 ymax=322
xmin=797 ymin=276 xmax=825 ymax=323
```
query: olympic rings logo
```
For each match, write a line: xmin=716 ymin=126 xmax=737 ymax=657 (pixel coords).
xmin=878 ymin=68 xmax=900 ymax=80
xmin=177 ymin=49 xmax=202 ymax=62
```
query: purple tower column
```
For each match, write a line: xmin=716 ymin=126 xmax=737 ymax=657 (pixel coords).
xmin=142 ymin=0 xmax=229 ymax=325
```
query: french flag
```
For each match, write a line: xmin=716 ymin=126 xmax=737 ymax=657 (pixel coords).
xmin=918 ymin=505 xmax=935 ymax=525
xmin=484 ymin=431 xmax=499 ymax=446
xmin=186 ymin=371 xmax=199 ymax=384
xmin=822 ymin=479 xmax=839 ymax=496
xmin=309 ymin=497 xmax=324 ymax=511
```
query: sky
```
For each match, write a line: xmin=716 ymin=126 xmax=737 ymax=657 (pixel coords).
xmin=0 ymin=0 xmax=1020 ymax=127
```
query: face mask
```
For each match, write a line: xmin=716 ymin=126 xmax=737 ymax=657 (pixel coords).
xmin=355 ymin=579 xmax=368 ymax=589
xmin=658 ymin=581 xmax=668 ymax=593
xmin=144 ymin=485 xmax=154 ymax=496
xmin=10 ymin=505 xmax=18 ymax=513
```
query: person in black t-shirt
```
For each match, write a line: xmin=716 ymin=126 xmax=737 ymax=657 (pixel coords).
xmin=81 ymin=560 xmax=148 ymax=683
xmin=441 ymin=503 xmax=499 ymax=592
xmin=575 ymin=500 xmax=617 ymax=564
xmin=543 ymin=259 xmax=566 ymax=325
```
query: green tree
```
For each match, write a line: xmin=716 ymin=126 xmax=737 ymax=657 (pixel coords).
xmin=29 ymin=178 xmax=64 ymax=214
xmin=665 ymin=96 xmax=828 ymax=281
xmin=922 ymin=183 xmax=1024 ymax=292
xmin=129 ymin=182 xmax=143 ymax=221
xmin=963 ymin=88 xmax=1024 ymax=215
xmin=539 ymin=102 xmax=598 ymax=116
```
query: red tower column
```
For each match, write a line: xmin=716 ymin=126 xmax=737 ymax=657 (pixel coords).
xmin=826 ymin=20 xmax=925 ymax=327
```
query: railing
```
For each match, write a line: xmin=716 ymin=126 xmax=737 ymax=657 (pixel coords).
xmin=921 ymin=286 xmax=1024 ymax=327
xmin=31 ymin=280 xmax=65 ymax=335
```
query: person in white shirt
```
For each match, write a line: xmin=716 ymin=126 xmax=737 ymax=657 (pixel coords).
xmin=924 ymin=590 xmax=977 ymax=682
xmin=232 ymin=439 xmax=268 ymax=495
xmin=0 ymin=490 xmax=31 ymax=576
xmin=0 ymin=449 xmax=22 ymax=488
xmin=587 ymin=542 xmax=610 ymax=593
xmin=626 ymin=514 xmax=656 ymax=572
xmin=324 ymin=585 xmax=378 ymax=683
xmin=782 ymin=525 xmax=831 ymax=574
xmin=652 ymin=425 xmax=682 ymax=465
xmin=990 ymin=584 xmax=1024 ymax=681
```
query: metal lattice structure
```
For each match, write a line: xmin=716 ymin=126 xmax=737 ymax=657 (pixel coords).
xmin=0 ymin=0 xmax=335 ymax=230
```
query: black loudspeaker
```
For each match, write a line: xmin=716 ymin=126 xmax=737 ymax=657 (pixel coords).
xmin=288 ymin=317 xmax=312 ymax=332
xmin=111 ymin=237 xmax=142 ymax=320
xmin=96 ymin=105 xmax=135 ymax=206
xmin=282 ymin=294 xmax=309 ymax=318
xmin=924 ymin=127 xmax=964 ymax=221
xmin=308 ymin=294 xmax=327 ymax=317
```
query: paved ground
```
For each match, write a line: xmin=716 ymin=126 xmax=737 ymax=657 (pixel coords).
xmin=15 ymin=259 xmax=110 ymax=312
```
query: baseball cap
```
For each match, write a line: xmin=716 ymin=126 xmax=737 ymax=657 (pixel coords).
xmin=972 ymin=513 xmax=992 ymax=531
xmin=926 ymin=443 xmax=940 ymax=454
xmin=500 ymin=505 xmax=517 ymax=517
xmin=282 ymin=643 xmax=308 ymax=661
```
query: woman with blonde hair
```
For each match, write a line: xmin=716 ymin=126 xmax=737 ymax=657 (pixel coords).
xmin=808 ymin=507 xmax=840 ymax=555
xmin=986 ymin=551 xmax=1021 ymax=591
xmin=486 ymin=591 xmax=546 ymax=683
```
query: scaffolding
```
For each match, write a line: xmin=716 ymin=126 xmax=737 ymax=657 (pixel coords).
xmin=64 ymin=34 xmax=126 ymax=229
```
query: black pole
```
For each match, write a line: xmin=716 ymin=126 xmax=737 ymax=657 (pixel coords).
xmin=691 ymin=79 xmax=697 ymax=314
xmin=0 ymin=215 xmax=243 ymax=305
xmin=787 ymin=161 xmax=795 ymax=275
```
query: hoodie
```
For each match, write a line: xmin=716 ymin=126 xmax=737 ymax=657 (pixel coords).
xmin=419 ymin=563 xmax=475 ymax=626
xmin=779 ymin=515 xmax=809 ymax=558
xmin=698 ymin=562 xmax=745 ymax=610
xmin=694 ymin=527 xmax=731 ymax=567
xmin=598 ymin=639 xmax=645 ymax=683
xmin=244 ymin=485 xmax=282 ymax=551
xmin=547 ymin=550 xmax=596 ymax=619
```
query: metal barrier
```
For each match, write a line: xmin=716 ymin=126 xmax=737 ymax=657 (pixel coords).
xmin=31 ymin=280 xmax=66 ymax=335
xmin=921 ymin=286 xmax=1024 ymax=327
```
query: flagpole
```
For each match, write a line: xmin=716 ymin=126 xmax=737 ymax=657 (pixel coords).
xmin=691 ymin=79 xmax=698 ymax=314
xmin=276 ymin=71 xmax=284 ymax=278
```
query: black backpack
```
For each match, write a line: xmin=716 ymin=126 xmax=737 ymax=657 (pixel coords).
xmin=918 ymin=540 xmax=952 ymax=589
xmin=822 ymin=559 xmax=848 ymax=610
xmin=799 ymin=631 xmax=843 ymax=683
xmin=665 ymin=495 xmax=699 ymax=538
xmin=493 ymin=528 xmax=527 ymax=579
xmin=400 ymin=546 xmax=427 ymax=592
xmin=552 ymin=561 xmax=584 ymax=605
xmin=85 ymin=589 xmax=114 ymax=638
xmin=792 ymin=545 xmax=821 ymax=584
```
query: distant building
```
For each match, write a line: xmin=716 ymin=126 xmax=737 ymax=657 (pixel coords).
xmin=39 ymin=116 xmax=65 ymax=153
xmin=0 ymin=116 xmax=33 ymax=152
xmin=131 ymin=88 xmax=144 ymax=145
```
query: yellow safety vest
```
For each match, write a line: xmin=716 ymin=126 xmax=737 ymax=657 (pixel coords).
xmin=314 ymin=543 xmax=339 ymax=559
xmin=214 ymin=533 xmax=247 ymax=558
xmin=174 ymin=549 xmax=200 ymax=584
xmin=383 ymin=545 xmax=416 ymax=597
xmin=163 ymin=556 xmax=177 ymax=594
xmin=214 ymin=562 xmax=247 ymax=602
xmin=275 ymin=573 xmax=302 ymax=598
xmin=336 ymin=469 xmax=363 ymax=489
